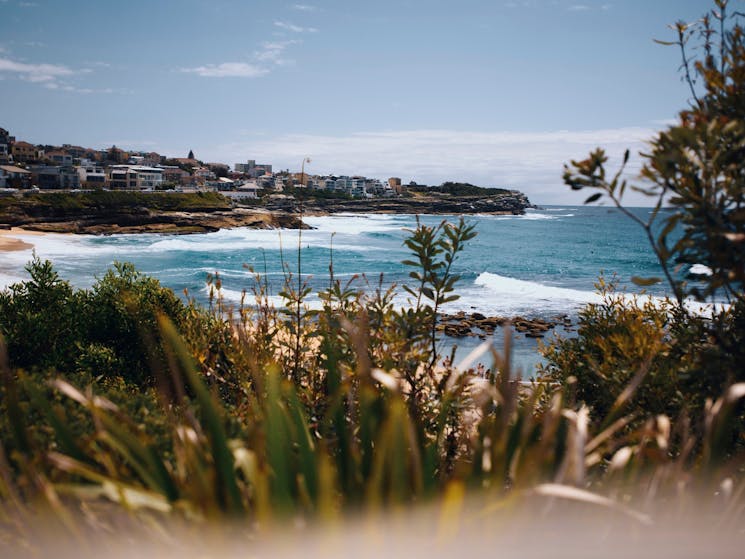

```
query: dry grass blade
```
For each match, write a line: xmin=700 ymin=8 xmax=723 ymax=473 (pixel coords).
xmin=531 ymin=483 xmax=652 ymax=525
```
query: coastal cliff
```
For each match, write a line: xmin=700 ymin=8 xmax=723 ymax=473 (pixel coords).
xmin=0 ymin=191 xmax=306 ymax=234
xmin=0 ymin=189 xmax=532 ymax=235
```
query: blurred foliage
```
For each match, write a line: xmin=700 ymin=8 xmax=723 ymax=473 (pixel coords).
xmin=548 ymin=0 xmax=745 ymax=445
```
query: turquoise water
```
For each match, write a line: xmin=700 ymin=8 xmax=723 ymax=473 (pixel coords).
xmin=0 ymin=206 xmax=701 ymax=373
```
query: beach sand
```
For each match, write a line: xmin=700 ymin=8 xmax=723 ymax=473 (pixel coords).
xmin=0 ymin=227 xmax=44 ymax=253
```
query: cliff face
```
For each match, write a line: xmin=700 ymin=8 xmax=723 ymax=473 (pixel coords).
xmin=0 ymin=192 xmax=307 ymax=234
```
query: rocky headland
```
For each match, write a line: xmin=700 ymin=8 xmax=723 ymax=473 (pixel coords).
xmin=264 ymin=191 xmax=533 ymax=216
xmin=0 ymin=191 xmax=306 ymax=234
xmin=0 ymin=189 xmax=532 ymax=235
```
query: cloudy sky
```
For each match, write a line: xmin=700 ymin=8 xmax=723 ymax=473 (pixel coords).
xmin=0 ymin=0 xmax=713 ymax=204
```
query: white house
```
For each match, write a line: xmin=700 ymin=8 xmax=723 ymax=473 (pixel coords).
xmin=108 ymin=165 xmax=164 ymax=190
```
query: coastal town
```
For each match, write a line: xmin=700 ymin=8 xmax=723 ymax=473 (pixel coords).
xmin=0 ymin=125 xmax=533 ymax=235
xmin=0 ymin=126 xmax=410 ymax=199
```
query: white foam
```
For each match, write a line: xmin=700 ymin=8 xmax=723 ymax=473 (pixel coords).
xmin=303 ymin=214 xmax=405 ymax=235
xmin=478 ymin=212 xmax=563 ymax=221
xmin=204 ymin=285 xmax=326 ymax=311
xmin=474 ymin=272 xmax=601 ymax=308
xmin=466 ymin=271 xmax=728 ymax=318
xmin=689 ymin=264 xmax=713 ymax=276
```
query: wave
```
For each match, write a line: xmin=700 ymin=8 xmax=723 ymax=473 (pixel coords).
xmin=469 ymin=272 xmax=727 ymax=318
xmin=478 ymin=212 xmax=572 ymax=221
xmin=689 ymin=263 xmax=713 ymax=276
xmin=204 ymin=285 xmax=326 ymax=311
xmin=303 ymin=214 xmax=405 ymax=235
xmin=470 ymin=272 xmax=602 ymax=312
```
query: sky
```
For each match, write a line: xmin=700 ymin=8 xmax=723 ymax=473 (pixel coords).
xmin=0 ymin=0 xmax=719 ymax=204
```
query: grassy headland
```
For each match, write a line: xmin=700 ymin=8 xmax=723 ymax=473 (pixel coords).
xmin=0 ymin=190 xmax=304 ymax=233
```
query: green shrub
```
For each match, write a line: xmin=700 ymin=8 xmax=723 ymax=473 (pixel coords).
xmin=551 ymin=0 xmax=745 ymax=450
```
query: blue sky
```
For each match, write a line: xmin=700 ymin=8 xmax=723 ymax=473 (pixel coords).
xmin=0 ymin=0 xmax=715 ymax=204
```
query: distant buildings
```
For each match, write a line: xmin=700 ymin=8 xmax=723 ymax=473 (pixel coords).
xmin=235 ymin=160 xmax=272 ymax=178
xmin=0 ymin=126 xmax=412 ymax=199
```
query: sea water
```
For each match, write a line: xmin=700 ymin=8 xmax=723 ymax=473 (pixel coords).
xmin=0 ymin=206 xmax=709 ymax=374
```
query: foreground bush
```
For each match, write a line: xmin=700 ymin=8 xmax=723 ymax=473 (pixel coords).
xmin=552 ymin=0 xmax=745 ymax=449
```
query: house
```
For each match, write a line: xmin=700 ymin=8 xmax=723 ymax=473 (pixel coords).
xmin=0 ymin=128 xmax=14 ymax=164
xmin=108 ymin=165 xmax=164 ymax=190
xmin=161 ymin=165 xmax=192 ymax=186
xmin=388 ymin=177 xmax=405 ymax=195
xmin=193 ymin=167 xmax=215 ymax=184
xmin=222 ymin=180 xmax=260 ymax=200
xmin=29 ymin=165 xmax=81 ymax=189
xmin=45 ymin=151 xmax=74 ymax=167
xmin=11 ymin=141 xmax=44 ymax=163
xmin=61 ymin=144 xmax=88 ymax=159
xmin=0 ymin=165 xmax=32 ymax=189
xmin=216 ymin=177 xmax=236 ymax=190
xmin=77 ymin=162 xmax=107 ymax=188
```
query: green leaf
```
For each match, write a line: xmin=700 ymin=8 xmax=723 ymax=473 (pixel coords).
xmin=584 ymin=192 xmax=603 ymax=204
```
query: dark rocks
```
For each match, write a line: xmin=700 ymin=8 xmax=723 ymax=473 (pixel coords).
xmin=263 ymin=192 xmax=533 ymax=216
xmin=437 ymin=312 xmax=570 ymax=339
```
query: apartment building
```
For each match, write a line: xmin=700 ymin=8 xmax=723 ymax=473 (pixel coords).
xmin=108 ymin=165 xmax=164 ymax=190
xmin=29 ymin=165 xmax=81 ymax=189
xmin=235 ymin=160 xmax=272 ymax=178
xmin=77 ymin=161 xmax=107 ymax=188
xmin=11 ymin=141 xmax=44 ymax=163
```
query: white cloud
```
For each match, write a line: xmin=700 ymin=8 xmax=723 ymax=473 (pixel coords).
xmin=183 ymin=38 xmax=306 ymax=78
xmin=0 ymin=57 xmax=75 ymax=83
xmin=18 ymin=1 xmax=38 ymax=6
xmin=180 ymin=62 xmax=268 ymax=78
xmin=292 ymin=3 xmax=317 ymax=11
xmin=255 ymin=40 xmax=300 ymax=65
xmin=274 ymin=20 xmax=318 ymax=33
xmin=206 ymin=127 xmax=658 ymax=205
xmin=568 ymin=2 xmax=612 ymax=11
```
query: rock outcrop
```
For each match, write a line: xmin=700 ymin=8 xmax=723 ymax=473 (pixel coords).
xmin=0 ymin=192 xmax=307 ymax=234
xmin=263 ymin=192 xmax=533 ymax=215
xmin=437 ymin=312 xmax=573 ymax=340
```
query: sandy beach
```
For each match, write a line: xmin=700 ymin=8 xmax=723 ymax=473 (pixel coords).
xmin=0 ymin=227 xmax=44 ymax=253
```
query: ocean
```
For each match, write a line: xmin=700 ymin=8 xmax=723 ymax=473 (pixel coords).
xmin=0 ymin=205 xmax=707 ymax=373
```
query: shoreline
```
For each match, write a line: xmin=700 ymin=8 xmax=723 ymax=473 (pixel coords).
xmin=0 ymin=226 xmax=53 ymax=253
